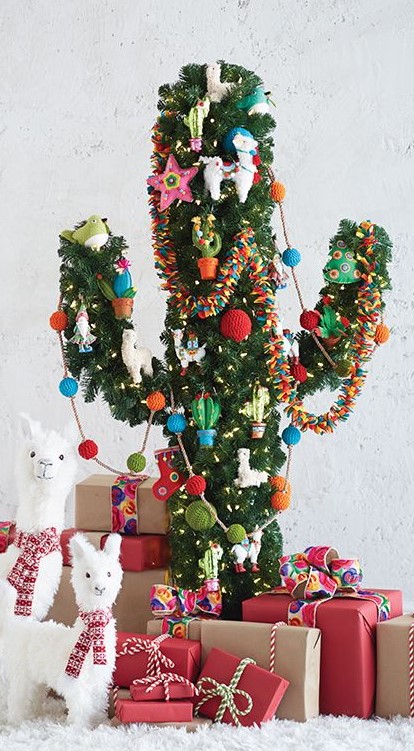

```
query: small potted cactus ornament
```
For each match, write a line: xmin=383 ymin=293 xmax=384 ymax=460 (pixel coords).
xmin=184 ymin=97 xmax=210 ymax=152
xmin=96 ymin=256 xmax=137 ymax=320
xmin=243 ymin=383 xmax=270 ymax=439
xmin=315 ymin=305 xmax=347 ymax=348
xmin=191 ymin=393 xmax=221 ymax=447
xmin=192 ymin=215 xmax=222 ymax=280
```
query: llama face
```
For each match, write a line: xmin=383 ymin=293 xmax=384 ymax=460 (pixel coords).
xmin=18 ymin=415 xmax=77 ymax=491
xmin=70 ymin=533 xmax=123 ymax=611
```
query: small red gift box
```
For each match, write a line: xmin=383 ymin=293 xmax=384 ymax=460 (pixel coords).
xmin=130 ymin=681 xmax=195 ymax=701
xmin=195 ymin=647 xmax=289 ymax=726
xmin=242 ymin=589 xmax=402 ymax=718
xmin=115 ymin=698 xmax=193 ymax=723
xmin=60 ymin=529 xmax=170 ymax=571
xmin=114 ymin=632 xmax=201 ymax=688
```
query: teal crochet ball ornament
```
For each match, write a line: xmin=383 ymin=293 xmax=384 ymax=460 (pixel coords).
xmin=281 ymin=425 xmax=302 ymax=446
xmin=282 ymin=248 xmax=301 ymax=267
xmin=167 ymin=413 xmax=187 ymax=434
xmin=59 ymin=377 xmax=78 ymax=398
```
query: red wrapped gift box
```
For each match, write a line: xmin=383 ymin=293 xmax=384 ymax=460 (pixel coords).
xmin=130 ymin=681 xmax=195 ymax=701
xmin=114 ymin=632 xmax=201 ymax=688
xmin=60 ymin=529 xmax=170 ymax=571
xmin=242 ymin=589 xmax=402 ymax=718
xmin=116 ymin=698 xmax=193 ymax=723
xmin=196 ymin=647 xmax=289 ymax=726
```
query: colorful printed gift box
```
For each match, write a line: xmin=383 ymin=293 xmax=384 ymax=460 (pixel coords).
xmin=195 ymin=647 xmax=289 ymax=726
xmin=75 ymin=475 xmax=169 ymax=535
xmin=114 ymin=632 xmax=201 ymax=689
xmin=376 ymin=615 xmax=414 ymax=717
xmin=60 ymin=528 xmax=170 ymax=571
xmin=242 ymin=545 xmax=403 ymax=718
xmin=0 ymin=522 xmax=15 ymax=553
xmin=147 ymin=618 xmax=203 ymax=642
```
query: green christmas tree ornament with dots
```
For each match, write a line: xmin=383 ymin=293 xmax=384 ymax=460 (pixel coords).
xmin=323 ymin=240 xmax=361 ymax=284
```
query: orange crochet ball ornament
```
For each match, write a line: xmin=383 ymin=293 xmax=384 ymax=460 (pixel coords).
xmin=271 ymin=490 xmax=291 ymax=511
xmin=269 ymin=476 xmax=291 ymax=494
xmin=374 ymin=323 xmax=390 ymax=345
xmin=270 ymin=181 xmax=286 ymax=203
xmin=49 ymin=310 xmax=69 ymax=332
xmin=146 ymin=391 xmax=166 ymax=411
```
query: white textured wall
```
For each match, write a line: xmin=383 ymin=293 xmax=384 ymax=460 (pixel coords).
xmin=1 ymin=0 xmax=413 ymax=603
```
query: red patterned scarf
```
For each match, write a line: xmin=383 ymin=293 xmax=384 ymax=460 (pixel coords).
xmin=6 ymin=527 xmax=61 ymax=616
xmin=65 ymin=608 xmax=113 ymax=679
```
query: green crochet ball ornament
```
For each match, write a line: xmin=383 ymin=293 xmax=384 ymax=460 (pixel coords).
xmin=226 ymin=524 xmax=247 ymax=544
xmin=126 ymin=452 xmax=147 ymax=473
xmin=335 ymin=359 xmax=353 ymax=378
xmin=185 ymin=501 xmax=216 ymax=531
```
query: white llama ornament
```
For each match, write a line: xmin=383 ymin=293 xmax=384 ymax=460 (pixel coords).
xmin=206 ymin=62 xmax=235 ymax=103
xmin=0 ymin=415 xmax=77 ymax=623
xmin=121 ymin=328 xmax=153 ymax=384
xmin=173 ymin=329 xmax=206 ymax=376
xmin=231 ymin=527 xmax=263 ymax=574
xmin=1 ymin=533 xmax=123 ymax=727
xmin=201 ymin=128 xmax=259 ymax=204
xmin=234 ymin=448 xmax=269 ymax=488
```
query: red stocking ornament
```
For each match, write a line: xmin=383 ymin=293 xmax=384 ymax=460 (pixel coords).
xmin=152 ymin=446 xmax=186 ymax=501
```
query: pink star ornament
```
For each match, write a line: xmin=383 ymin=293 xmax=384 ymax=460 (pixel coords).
xmin=147 ymin=154 xmax=198 ymax=210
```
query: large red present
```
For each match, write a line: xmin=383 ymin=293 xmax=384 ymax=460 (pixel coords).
xmin=242 ymin=545 xmax=402 ymax=718
xmin=60 ymin=529 xmax=170 ymax=571
xmin=195 ymin=647 xmax=289 ymax=726
xmin=114 ymin=632 xmax=201 ymax=688
xmin=115 ymin=697 xmax=193 ymax=723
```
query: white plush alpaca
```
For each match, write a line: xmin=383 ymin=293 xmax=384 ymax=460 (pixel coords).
xmin=0 ymin=415 xmax=77 ymax=623
xmin=231 ymin=527 xmax=264 ymax=574
xmin=121 ymin=328 xmax=153 ymax=385
xmin=2 ymin=533 xmax=123 ymax=727
xmin=206 ymin=62 xmax=235 ymax=103
xmin=234 ymin=448 xmax=268 ymax=489
xmin=173 ymin=329 xmax=206 ymax=375
xmin=201 ymin=131 xmax=259 ymax=204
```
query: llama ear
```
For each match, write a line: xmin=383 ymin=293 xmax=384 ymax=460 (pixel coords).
xmin=19 ymin=413 xmax=41 ymax=440
xmin=69 ymin=533 xmax=94 ymax=563
xmin=103 ymin=533 xmax=122 ymax=561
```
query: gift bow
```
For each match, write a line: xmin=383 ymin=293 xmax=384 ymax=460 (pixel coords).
xmin=150 ymin=580 xmax=222 ymax=619
xmin=132 ymin=671 xmax=198 ymax=701
xmin=195 ymin=657 xmax=255 ymax=726
xmin=278 ymin=545 xmax=390 ymax=627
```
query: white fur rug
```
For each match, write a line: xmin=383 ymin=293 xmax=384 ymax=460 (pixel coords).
xmin=0 ymin=694 xmax=413 ymax=751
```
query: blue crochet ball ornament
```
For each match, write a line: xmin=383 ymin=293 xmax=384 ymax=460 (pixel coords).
xmin=281 ymin=425 xmax=302 ymax=446
xmin=167 ymin=413 xmax=187 ymax=434
xmin=222 ymin=127 xmax=255 ymax=154
xmin=59 ymin=377 xmax=78 ymax=398
xmin=282 ymin=248 xmax=301 ymax=267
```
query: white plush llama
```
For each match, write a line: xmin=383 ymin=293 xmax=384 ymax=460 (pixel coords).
xmin=173 ymin=329 xmax=206 ymax=375
xmin=201 ymin=131 xmax=259 ymax=204
xmin=1 ymin=533 xmax=123 ymax=727
xmin=121 ymin=328 xmax=153 ymax=384
xmin=206 ymin=62 xmax=235 ymax=103
xmin=0 ymin=415 xmax=77 ymax=623
xmin=231 ymin=527 xmax=264 ymax=574
xmin=234 ymin=448 xmax=268 ymax=489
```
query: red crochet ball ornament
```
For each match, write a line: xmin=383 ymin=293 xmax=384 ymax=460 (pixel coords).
xmin=78 ymin=439 xmax=99 ymax=460
xmin=299 ymin=309 xmax=321 ymax=331
xmin=220 ymin=309 xmax=252 ymax=342
xmin=49 ymin=310 xmax=69 ymax=332
xmin=290 ymin=362 xmax=308 ymax=384
xmin=185 ymin=475 xmax=207 ymax=496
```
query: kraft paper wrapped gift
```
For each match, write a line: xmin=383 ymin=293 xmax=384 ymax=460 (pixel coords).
xmin=47 ymin=567 xmax=169 ymax=632
xmin=75 ymin=475 xmax=169 ymax=534
xmin=200 ymin=619 xmax=320 ymax=722
xmin=196 ymin=647 xmax=289 ymax=726
xmin=376 ymin=615 xmax=414 ymax=717
xmin=114 ymin=632 xmax=201 ymax=688
xmin=147 ymin=618 xmax=203 ymax=642
xmin=61 ymin=528 xmax=170 ymax=571
xmin=242 ymin=589 xmax=403 ymax=718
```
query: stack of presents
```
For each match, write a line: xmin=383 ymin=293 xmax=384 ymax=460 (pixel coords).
xmin=1 ymin=473 xmax=413 ymax=728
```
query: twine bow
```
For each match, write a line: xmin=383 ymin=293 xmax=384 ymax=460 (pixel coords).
xmin=195 ymin=657 xmax=255 ymax=726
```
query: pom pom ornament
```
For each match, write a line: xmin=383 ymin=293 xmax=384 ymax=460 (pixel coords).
xmin=271 ymin=490 xmax=291 ymax=511
xmin=167 ymin=413 xmax=188 ymax=434
xmin=220 ymin=309 xmax=252 ymax=342
xmin=69 ymin=302 xmax=96 ymax=353
xmin=146 ymin=391 xmax=166 ymax=411
xmin=78 ymin=439 xmax=98 ymax=460
xmin=59 ymin=377 xmax=78 ymax=398
xmin=185 ymin=500 xmax=216 ymax=531
xmin=192 ymin=214 xmax=222 ymax=280
xmin=49 ymin=310 xmax=68 ymax=332
xmin=270 ymin=476 xmax=291 ymax=493
xmin=374 ymin=324 xmax=390 ymax=345
xmin=191 ymin=394 xmax=221 ymax=447
xmin=226 ymin=524 xmax=247 ymax=545
xmin=243 ymin=383 xmax=270 ymax=439
xmin=147 ymin=154 xmax=198 ymax=211
xmin=201 ymin=127 xmax=260 ymax=204
xmin=183 ymin=97 xmax=210 ymax=152
xmin=173 ymin=329 xmax=206 ymax=376
xmin=282 ymin=248 xmax=301 ymax=267
xmin=127 ymin=452 xmax=147 ymax=473
xmin=290 ymin=362 xmax=308 ymax=384
xmin=323 ymin=240 xmax=361 ymax=284
xmin=299 ymin=309 xmax=321 ymax=331
xmin=270 ymin=181 xmax=286 ymax=203
xmin=335 ymin=359 xmax=353 ymax=378
xmin=185 ymin=475 xmax=207 ymax=496
xmin=60 ymin=215 xmax=110 ymax=250
xmin=281 ymin=425 xmax=301 ymax=446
